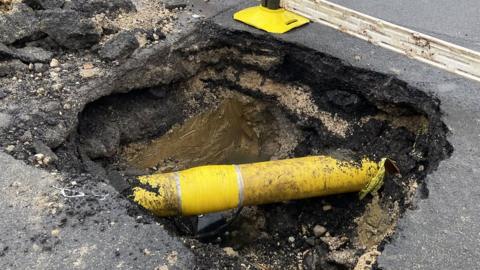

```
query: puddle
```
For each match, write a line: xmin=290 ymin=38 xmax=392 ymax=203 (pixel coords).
xmin=64 ymin=27 xmax=452 ymax=270
xmin=122 ymin=97 xmax=299 ymax=172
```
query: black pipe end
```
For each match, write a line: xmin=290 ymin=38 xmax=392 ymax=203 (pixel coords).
xmin=262 ymin=0 xmax=281 ymax=10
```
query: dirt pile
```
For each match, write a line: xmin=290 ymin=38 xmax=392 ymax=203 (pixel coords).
xmin=0 ymin=0 xmax=176 ymax=78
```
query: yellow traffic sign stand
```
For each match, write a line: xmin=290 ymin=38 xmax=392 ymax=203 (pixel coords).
xmin=234 ymin=0 xmax=309 ymax=34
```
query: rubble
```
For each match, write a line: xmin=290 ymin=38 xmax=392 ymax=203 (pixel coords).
xmin=15 ymin=46 xmax=54 ymax=63
xmin=0 ymin=60 xmax=27 ymax=77
xmin=66 ymin=0 xmax=136 ymax=16
xmin=163 ymin=0 xmax=188 ymax=10
xmin=39 ymin=10 xmax=102 ymax=49
xmin=313 ymin=225 xmax=327 ymax=237
xmin=23 ymin=0 xmax=65 ymax=10
xmin=98 ymin=31 xmax=139 ymax=61
xmin=0 ymin=6 xmax=39 ymax=45
xmin=33 ymin=140 xmax=58 ymax=165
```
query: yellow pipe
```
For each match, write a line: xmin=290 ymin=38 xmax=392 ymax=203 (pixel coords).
xmin=131 ymin=156 xmax=392 ymax=217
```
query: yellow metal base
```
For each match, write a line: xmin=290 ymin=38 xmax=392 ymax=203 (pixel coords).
xmin=233 ymin=6 xmax=309 ymax=34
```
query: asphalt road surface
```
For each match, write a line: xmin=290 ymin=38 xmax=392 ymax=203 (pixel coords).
xmin=1 ymin=0 xmax=479 ymax=269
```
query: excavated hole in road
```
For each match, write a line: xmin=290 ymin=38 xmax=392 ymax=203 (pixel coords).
xmin=70 ymin=30 xmax=451 ymax=269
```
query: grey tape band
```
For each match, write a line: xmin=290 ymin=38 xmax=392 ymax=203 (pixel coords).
xmin=234 ymin=165 xmax=245 ymax=208
xmin=174 ymin=172 xmax=182 ymax=215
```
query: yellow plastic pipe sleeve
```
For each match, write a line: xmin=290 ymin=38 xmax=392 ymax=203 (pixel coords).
xmin=131 ymin=156 xmax=392 ymax=217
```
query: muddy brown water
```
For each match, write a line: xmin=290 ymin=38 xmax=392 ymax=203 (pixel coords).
xmin=122 ymin=97 xmax=291 ymax=172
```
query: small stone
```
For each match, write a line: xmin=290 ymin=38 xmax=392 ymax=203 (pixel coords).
xmin=28 ymin=63 xmax=34 ymax=70
xmin=51 ymin=229 xmax=60 ymax=237
xmin=313 ymin=225 xmax=327 ymax=237
xmin=98 ymin=31 xmax=139 ymax=61
xmin=52 ymin=83 xmax=63 ymax=91
xmin=10 ymin=181 xmax=21 ymax=188
xmin=288 ymin=236 xmax=295 ymax=243
xmin=418 ymin=165 xmax=425 ymax=172
xmin=320 ymin=235 xmax=348 ymax=250
xmin=43 ymin=156 xmax=53 ymax=165
xmin=326 ymin=249 xmax=357 ymax=268
xmin=79 ymin=68 xmax=93 ymax=77
xmin=164 ymin=0 xmax=187 ymax=10
xmin=79 ymin=67 xmax=100 ymax=78
xmin=20 ymin=131 xmax=33 ymax=142
xmin=305 ymin=237 xmax=316 ymax=246
xmin=322 ymin=204 xmax=332 ymax=211
xmin=49 ymin=72 xmax=59 ymax=80
xmin=32 ymin=244 xmax=41 ymax=252
xmin=5 ymin=145 xmax=15 ymax=152
xmin=50 ymin=58 xmax=60 ymax=68
xmin=83 ymin=63 xmax=94 ymax=69
xmin=223 ymin=247 xmax=239 ymax=257
xmin=135 ymin=32 xmax=148 ymax=48
xmin=63 ymin=103 xmax=71 ymax=110
xmin=143 ymin=248 xmax=151 ymax=256
xmin=36 ymin=87 xmax=46 ymax=95
xmin=34 ymin=63 xmax=48 ymax=73
xmin=0 ymin=89 xmax=7 ymax=99
xmin=15 ymin=47 xmax=54 ymax=63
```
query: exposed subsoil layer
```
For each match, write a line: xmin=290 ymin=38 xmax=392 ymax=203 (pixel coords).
xmin=0 ymin=18 xmax=452 ymax=269
xmin=68 ymin=28 xmax=451 ymax=269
